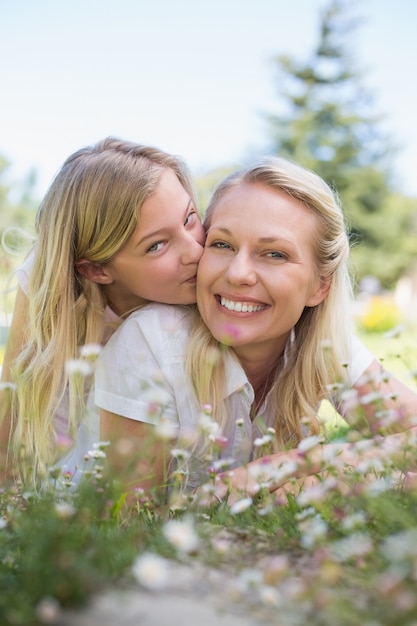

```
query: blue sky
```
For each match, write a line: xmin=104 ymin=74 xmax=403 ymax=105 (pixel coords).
xmin=1 ymin=0 xmax=417 ymax=198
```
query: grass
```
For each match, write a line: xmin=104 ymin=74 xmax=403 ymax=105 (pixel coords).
xmin=1 ymin=321 xmax=417 ymax=624
xmin=317 ymin=324 xmax=417 ymax=439
xmin=2 ymin=428 xmax=417 ymax=625
xmin=357 ymin=326 xmax=417 ymax=385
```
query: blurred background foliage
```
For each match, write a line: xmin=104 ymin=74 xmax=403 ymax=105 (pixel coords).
xmin=195 ymin=0 xmax=417 ymax=292
xmin=0 ymin=156 xmax=37 ymax=275
xmin=1 ymin=0 xmax=417 ymax=296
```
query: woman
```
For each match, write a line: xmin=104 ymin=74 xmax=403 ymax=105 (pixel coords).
xmin=0 ymin=137 xmax=205 ymax=483
xmin=95 ymin=156 xmax=417 ymax=500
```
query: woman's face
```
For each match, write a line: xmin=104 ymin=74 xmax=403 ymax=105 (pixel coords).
xmin=103 ymin=169 xmax=205 ymax=314
xmin=197 ymin=181 xmax=329 ymax=364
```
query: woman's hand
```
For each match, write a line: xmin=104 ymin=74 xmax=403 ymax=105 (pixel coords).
xmin=200 ymin=449 xmax=310 ymax=506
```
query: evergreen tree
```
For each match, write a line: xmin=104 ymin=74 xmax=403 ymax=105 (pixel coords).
xmin=266 ymin=0 xmax=417 ymax=289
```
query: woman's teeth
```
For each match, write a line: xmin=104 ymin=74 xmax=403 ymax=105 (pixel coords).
xmin=220 ymin=297 xmax=265 ymax=313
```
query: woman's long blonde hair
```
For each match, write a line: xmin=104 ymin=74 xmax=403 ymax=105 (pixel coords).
xmin=187 ymin=156 xmax=353 ymax=448
xmin=10 ymin=137 xmax=197 ymax=478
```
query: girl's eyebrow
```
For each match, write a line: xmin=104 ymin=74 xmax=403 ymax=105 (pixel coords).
xmin=137 ymin=227 xmax=165 ymax=247
xmin=182 ymin=199 xmax=193 ymax=217
xmin=136 ymin=199 xmax=192 ymax=247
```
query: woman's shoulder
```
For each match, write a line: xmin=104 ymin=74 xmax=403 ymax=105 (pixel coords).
xmin=348 ymin=333 xmax=374 ymax=384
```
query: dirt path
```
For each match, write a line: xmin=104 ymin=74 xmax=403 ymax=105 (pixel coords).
xmin=60 ymin=562 xmax=265 ymax=626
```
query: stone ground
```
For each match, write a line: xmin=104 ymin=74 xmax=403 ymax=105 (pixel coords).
xmin=60 ymin=562 xmax=267 ymax=626
xmin=58 ymin=526 xmax=285 ymax=626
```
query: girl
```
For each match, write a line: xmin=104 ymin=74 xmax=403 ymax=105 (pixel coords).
xmin=0 ymin=137 xmax=205 ymax=483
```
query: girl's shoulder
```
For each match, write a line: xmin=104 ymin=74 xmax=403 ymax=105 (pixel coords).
xmin=15 ymin=248 xmax=36 ymax=295
xmin=113 ymin=303 xmax=195 ymax=346
xmin=100 ymin=303 xmax=195 ymax=364
xmin=126 ymin=303 xmax=195 ymax=327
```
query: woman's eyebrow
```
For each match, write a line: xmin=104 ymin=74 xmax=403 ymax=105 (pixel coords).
xmin=208 ymin=226 xmax=289 ymax=245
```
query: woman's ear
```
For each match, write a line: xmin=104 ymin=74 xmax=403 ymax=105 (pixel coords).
xmin=75 ymin=259 xmax=114 ymax=285
xmin=306 ymin=275 xmax=332 ymax=307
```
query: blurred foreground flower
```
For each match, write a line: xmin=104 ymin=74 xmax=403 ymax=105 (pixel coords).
xmin=154 ymin=418 xmax=179 ymax=441
xmin=230 ymin=497 xmax=253 ymax=515
xmin=163 ymin=516 xmax=200 ymax=554
xmin=328 ymin=532 xmax=373 ymax=563
xmin=35 ymin=596 xmax=61 ymax=624
xmin=132 ymin=552 xmax=170 ymax=590
xmin=79 ymin=343 xmax=102 ymax=359
xmin=54 ymin=502 xmax=76 ymax=519
xmin=298 ymin=435 xmax=322 ymax=454
xmin=65 ymin=359 xmax=92 ymax=377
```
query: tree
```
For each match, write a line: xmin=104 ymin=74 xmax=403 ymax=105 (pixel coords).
xmin=265 ymin=0 xmax=417 ymax=289
xmin=0 ymin=156 xmax=37 ymax=276
xmin=194 ymin=165 xmax=237 ymax=216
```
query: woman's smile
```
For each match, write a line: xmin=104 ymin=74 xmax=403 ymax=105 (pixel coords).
xmin=218 ymin=295 xmax=268 ymax=313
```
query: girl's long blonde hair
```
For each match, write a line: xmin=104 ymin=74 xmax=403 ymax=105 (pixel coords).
xmin=187 ymin=156 xmax=353 ymax=448
xmin=10 ymin=137 xmax=197 ymax=478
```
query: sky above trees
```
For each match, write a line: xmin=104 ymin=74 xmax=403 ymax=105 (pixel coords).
xmin=1 ymin=0 xmax=417 ymax=197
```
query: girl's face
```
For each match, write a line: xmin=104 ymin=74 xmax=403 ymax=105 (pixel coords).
xmin=197 ymin=181 xmax=330 ymax=365
xmin=103 ymin=169 xmax=205 ymax=315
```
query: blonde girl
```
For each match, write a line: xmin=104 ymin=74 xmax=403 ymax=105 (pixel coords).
xmin=0 ymin=137 xmax=205 ymax=482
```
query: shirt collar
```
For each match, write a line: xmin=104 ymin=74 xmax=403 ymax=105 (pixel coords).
xmin=222 ymin=331 xmax=294 ymax=407
xmin=223 ymin=350 xmax=254 ymax=403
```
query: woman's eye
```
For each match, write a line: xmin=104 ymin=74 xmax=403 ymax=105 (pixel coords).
xmin=266 ymin=250 xmax=286 ymax=259
xmin=146 ymin=241 xmax=164 ymax=253
xmin=209 ymin=240 xmax=231 ymax=250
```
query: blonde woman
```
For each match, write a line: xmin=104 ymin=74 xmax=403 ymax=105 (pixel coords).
xmin=0 ymin=137 xmax=205 ymax=483
xmin=95 ymin=156 xmax=417 ymax=499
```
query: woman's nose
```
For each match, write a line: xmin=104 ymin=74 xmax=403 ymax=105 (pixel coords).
xmin=225 ymin=252 xmax=257 ymax=286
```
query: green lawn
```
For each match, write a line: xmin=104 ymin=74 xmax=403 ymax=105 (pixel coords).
xmin=319 ymin=325 xmax=417 ymax=437
xmin=357 ymin=326 xmax=417 ymax=385
xmin=1 ymin=322 xmax=417 ymax=625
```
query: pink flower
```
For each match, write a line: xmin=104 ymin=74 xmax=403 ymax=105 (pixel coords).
xmin=220 ymin=323 xmax=241 ymax=344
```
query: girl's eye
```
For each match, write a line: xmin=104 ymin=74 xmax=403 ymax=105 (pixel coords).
xmin=146 ymin=241 xmax=165 ymax=253
xmin=184 ymin=210 xmax=198 ymax=226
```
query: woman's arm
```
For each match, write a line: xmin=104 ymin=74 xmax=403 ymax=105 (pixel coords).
xmin=209 ymin=426 xmax=417 ymax=505
xmin=209 ymin=357 xmax=417 ymax=506
xmin=344 ymin=358 xmax=417 ymax=433
xmin=0 ymin=286 xmax=29 ymax=477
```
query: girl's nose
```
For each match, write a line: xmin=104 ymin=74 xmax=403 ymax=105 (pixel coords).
xmin=181 ymin=232 xmax=204 ymax=264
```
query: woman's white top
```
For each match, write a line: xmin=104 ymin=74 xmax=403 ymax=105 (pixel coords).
xmin=95 ymin=303 xmax=374 ymax=488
